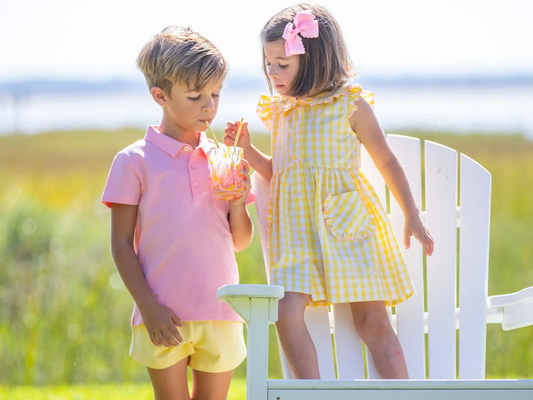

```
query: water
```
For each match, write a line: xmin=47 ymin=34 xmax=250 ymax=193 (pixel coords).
xmin=1 ymin=84 xmax=532 ymax=137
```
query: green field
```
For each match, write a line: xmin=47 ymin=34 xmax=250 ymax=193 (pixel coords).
xmin=0 ymin=379 xmax=245 ymax=399
xmin=0 ymin=128 xmax=532 ymax=399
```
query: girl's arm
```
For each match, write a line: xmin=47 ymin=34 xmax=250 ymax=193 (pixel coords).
xmin=110 ymin=203 xmax=184 ymax=347
xmin=228 ymin=160 xmax=254 ymax=251
xmin=225 ymin=121 xmax=273 ymax=181
xmin=349 ymin=99 xmax=434 ymax=256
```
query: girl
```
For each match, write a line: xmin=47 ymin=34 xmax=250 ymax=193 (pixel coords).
xmin=224 ymin=3 xmax=433 ymax=379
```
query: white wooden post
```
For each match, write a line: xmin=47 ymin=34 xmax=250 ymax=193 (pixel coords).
xmin=216 ymin=284 xmax=284 ymax=400
xmin=246 ymin=297 xmax=271 ymax=400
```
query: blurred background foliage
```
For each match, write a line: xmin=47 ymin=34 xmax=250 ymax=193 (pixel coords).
xmin=0 ymin=129 xmax=532 ymax=388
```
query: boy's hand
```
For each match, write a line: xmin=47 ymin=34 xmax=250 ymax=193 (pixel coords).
xmin=404 ymin=212 xmax=434 ymax=256
xmin=140 ymin=301 xmax=184 ymax=348
xmin=228 ymin=159 xmax=251 ymax=207
xmin=224 ymin=121 xmax=251 ymax=150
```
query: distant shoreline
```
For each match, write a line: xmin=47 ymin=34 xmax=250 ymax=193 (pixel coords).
xmin=1 ymin=74 xmax=533 ymax=95
xmin=1 ymin=82 xmax=532 ymax=138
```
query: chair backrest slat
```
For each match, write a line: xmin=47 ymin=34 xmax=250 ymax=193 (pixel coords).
xmin=366 ymin=349 xmax=380 ymax=378
xmin=251 ymin=172 xmax=272 ymax=275
xmin=361 ymin=144 xmax=386 ymax=205
xmin=332 ymin=303 xmax=365 ymax=378
xmin=304 ymin=306 xmax=336 ymax=379
xmin=388 ymin=135 xmax=427 ymax=379
xmin=360 ymin=144 xmax=386 ymax=379
xmin=276 ymin=331 xmax=295 ymax=379
xmin=458 ymin=154 xmax=492 ymax=378
xmin=425 ymin=141 xmax=458 ymax=379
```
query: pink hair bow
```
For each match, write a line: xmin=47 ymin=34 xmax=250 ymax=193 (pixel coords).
xmin=282 ymin=10 xmax=319 ymax=56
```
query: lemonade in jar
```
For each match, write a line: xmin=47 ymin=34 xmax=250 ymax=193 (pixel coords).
xmin=206 ymin=146 xmax=245 ymax=200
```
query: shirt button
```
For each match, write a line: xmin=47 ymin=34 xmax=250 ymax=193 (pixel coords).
xmin=183 ymin=146 xmax=191 ymax=152
xmin=193 ymin=181 xmax=199 ymax=188
xmin=296 ymin=192 xmax=302 ymax=197
xmin=295 ymin=158 xmax=300 ymax=163
xmin=190 ymin=164 xmax=195 ymax=169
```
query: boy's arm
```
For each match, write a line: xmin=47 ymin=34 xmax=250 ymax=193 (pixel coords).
xmin=229 ymin=202 xmax=253 ymax=252
xmin=110 ymin=203 xmax=183 ymax=347
xmin=228 ymin=160 xmax=253 ymax=252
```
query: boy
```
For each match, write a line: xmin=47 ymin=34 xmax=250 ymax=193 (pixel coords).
xmin=102 ymin=26 xmax=252 ymax=400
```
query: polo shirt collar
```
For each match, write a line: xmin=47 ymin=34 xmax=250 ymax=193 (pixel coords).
xmin=146 ymin=125 xmax=218 ymax=158
xmin=145 ymin=125 xmax=184 ymax=157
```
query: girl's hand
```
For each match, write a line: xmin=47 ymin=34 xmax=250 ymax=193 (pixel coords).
xmin=228 ymin=159 xmax=251 ymax=207
xmin=139 ymin=301 xmax=183 ymax=348
xmin=224 ymin=121 xmax=251 ymax=150
xmin=404 ymin=211 xmax=434 ymax=256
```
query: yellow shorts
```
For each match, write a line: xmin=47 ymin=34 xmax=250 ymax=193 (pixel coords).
xmin=130 ymin=321 xmax=246 ymax=372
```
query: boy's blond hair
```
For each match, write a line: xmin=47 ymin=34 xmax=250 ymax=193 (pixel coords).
xmin=137 ymin=26 xmax=228 ymax=97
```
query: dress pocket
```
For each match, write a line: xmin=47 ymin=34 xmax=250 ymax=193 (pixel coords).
xmin=323 ymin=191 xmax=377 ymax=241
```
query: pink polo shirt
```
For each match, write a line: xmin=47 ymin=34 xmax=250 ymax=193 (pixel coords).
xmin=102 ymin=125 xmax=253 ymax=326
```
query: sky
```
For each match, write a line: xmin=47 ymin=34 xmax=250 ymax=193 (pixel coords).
xmin=1 ymin=0 xmax=532 ymax=83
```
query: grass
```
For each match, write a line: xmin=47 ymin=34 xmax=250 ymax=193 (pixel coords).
xmin=0 ymin=128 xmax=532 ymax=391
xmin=0 ymin=378 xmax=246 ymax=399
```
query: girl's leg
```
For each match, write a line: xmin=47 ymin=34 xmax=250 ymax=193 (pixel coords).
xmin=276 ymin=291 xmax=320 ymax=379
xmin=349 ymin=301 xmax=409 ymax=379
xmin=147 ymin=357 xmax=190 ymax=400
xmin=190 ymin=369 xmax=234 ymax=400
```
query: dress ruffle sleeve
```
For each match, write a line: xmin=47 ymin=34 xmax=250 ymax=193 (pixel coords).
xmin=347 ymin=85 xmax=375 ymax=117
xmin=256 ymin=95 xmax=274 ymax=132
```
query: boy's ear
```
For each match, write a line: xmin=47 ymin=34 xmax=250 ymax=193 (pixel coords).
xmin=151 ymin=87 xmax=167 ymax=107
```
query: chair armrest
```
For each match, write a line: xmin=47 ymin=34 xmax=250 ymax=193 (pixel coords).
xmin=217 ymin=284 xmax=284 ymax=400
xmin=487 ymin=286 xmax=533 ymax=330
xmin=217 ymin=284 xmax=284 ymax=324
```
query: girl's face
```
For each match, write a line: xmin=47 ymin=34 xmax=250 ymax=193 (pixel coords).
xmin=263 ymin=40 xmax=300 ymax=97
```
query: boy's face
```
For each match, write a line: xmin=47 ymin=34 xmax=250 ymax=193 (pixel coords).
xmin=263 ymin=40 xmax=300 ymax=97
xmin=162 ymin=82 xmax=222 ymax=135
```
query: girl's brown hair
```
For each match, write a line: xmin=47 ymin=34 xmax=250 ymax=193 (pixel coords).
xmin=261 ymin=3 xmax=356 ymax=98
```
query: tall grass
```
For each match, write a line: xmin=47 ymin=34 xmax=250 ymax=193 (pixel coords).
xmin=0 ymin=378 xmax=247 ymax=399
xmin=0 ymin=128 xmax=531 ymax=388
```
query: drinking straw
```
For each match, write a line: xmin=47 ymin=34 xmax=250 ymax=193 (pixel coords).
xmin=205 ymin=121 xmax=220 ymax=148
xmin=234 ymin=118 xmax=245 ymax=148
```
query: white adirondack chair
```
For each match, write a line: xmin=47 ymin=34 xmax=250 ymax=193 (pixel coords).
xmin=217 ymin=135 xmax=533 ymax=399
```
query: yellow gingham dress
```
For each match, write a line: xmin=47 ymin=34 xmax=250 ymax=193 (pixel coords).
xmin=257 ymin=83 xmax=414 ymax=307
